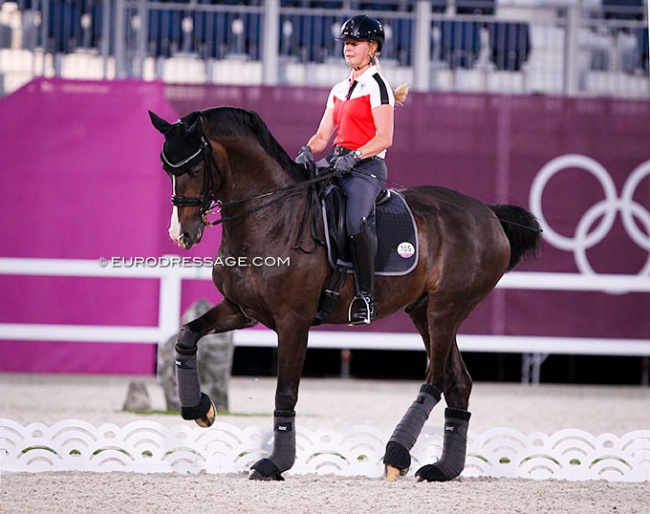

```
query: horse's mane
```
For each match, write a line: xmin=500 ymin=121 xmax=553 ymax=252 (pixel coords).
xmin=191 ymin=107 xmax=310 ymax=182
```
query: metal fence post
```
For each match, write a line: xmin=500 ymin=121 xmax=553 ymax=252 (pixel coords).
xmin=413 ymin=1 xmax=432 ymax=91
xmin=40 ymin=0 xmax=49 ymax=76
xmin=134 ymin=0 xmax=148 ymax=79
xmin=262 ymin=0 xmax=280 ymax=85
xmin=563 ymin=0 xmax=581 ymax=96
xmin=114 ymin=0 xmax=126 ymax=78
xmin=101 ymin=0 xmax=112 ymax=79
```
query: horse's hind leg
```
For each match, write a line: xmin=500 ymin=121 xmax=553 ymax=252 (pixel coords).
xmin=415 ymin=341 xmax=472 ymax=482
xmin=384 ymin=298 xmax=442 ymax=480
xmin=384 ymin=296 xmax=473 ymax=482
xmin=416 ymin=302 xmax=473 ymax=482
xmin=175 ymin=299 xmax=256 ymax=427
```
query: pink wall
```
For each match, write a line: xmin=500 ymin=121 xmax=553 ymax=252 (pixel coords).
xmin=1 ymin=79 xmax=649 ymax=374
xmin=0 ymin=79 xmax=222 ymax=374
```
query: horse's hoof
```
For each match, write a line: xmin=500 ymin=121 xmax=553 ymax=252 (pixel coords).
xmin=384 ymin=465 xmax=408 ymax=482
xmin=249 ymin=469 xmax=284 ymax=481
xmin=195 ymin=400 xmax=216 ymax=428
xmin=415 ymin=464 xmax=452 ymax=482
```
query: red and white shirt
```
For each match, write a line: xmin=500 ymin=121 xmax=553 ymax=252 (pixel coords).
xmin=326 ymin=65 xmax=395 ymax=159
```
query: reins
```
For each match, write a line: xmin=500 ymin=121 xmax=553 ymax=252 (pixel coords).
xmin=197 ymin=164 xmax=346 ymax=227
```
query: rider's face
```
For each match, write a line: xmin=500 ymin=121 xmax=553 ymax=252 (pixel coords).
xmin=343 ymin=39 xmax=374 ymax=69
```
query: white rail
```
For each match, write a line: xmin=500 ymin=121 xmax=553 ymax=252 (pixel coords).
xmin=2 ymin=418 xmax=648 ymax=481
xmin=1 ymin=257 xmax=649 ymax=383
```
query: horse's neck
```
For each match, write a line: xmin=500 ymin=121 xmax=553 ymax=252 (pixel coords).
xmin=219 ymin=141 xmax=292 ymax=199
xmin=219 ymin=153 xmax=302 ymax=247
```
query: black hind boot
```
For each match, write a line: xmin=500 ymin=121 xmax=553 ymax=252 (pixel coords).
xmin=348 ymin=218 xmax=377 ymax=325
xmin=384 ymin=384 xmax=442 ymax=478
xmin=415 ymin=408 xmax=471 ymax=482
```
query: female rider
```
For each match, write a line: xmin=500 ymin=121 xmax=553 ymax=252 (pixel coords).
xmin=296 ymin=14 xmax=408 ymax=325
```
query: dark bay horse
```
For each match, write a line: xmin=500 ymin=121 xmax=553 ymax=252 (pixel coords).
xmin=149 ymin=107 xmax=541 ymax=482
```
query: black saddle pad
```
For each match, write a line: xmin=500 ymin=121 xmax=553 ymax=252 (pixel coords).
xmin=323 ymin=189 xmax=418 ymax=276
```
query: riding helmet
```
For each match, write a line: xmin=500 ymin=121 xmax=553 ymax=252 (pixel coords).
xmin=339 ymin=15 xmax=385 ymax=53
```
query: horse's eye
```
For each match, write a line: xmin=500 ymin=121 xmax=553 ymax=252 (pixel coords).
xmin=190 ymin=167 xmax=202 ymax=177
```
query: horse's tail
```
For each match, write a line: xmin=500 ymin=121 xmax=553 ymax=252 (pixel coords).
xmin=489 ymin=204 xmax=542 ymax=271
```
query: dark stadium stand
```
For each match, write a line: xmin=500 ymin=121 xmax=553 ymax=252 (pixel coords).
xmin=639 ymin=26 xmax=649 ymax=72
xmin=196 ymin=10 xmax=262 ymax=60
xmin=1 ymin=0 xmax=647 ymax=97
xmin=456 ymin=0 xmax=495 ymax=16
xmin=384 ymin=17 xmax=413 ymax=65
xmin=16 ymin=0 xmax=105 ymax=54
xmin=0 ymin=20 xmax=11 ymax=48
xmin=602 ymin=0 xmax=645 ymax=21
xmin=488 ymin=21 xmax=531 ymax=72
xmin=147 ymin=2 xmax=184 ymax=58
xmin=279 ymin=11 xmax=337 ymax=63
xmin=437 ymin=19 xmax=481 ymax=69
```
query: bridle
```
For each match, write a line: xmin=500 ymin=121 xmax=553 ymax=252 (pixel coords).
xmin=162 ymin=135 xmax=223 ymax=226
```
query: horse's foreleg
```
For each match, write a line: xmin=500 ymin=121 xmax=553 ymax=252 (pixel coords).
xmin=175 ymin=299 xmax=256 ymax=427
xmin=249 ymin=323 xmax=310 ymax=481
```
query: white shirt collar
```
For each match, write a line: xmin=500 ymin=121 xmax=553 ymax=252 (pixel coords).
xmin=348 ymin=65 xmax=378 ymax=84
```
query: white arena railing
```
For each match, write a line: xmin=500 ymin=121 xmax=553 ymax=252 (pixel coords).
xmin=1 ymin=256 xmax=650 ymax=384
xmin=1 ymin=418 xmax=648 ymax=481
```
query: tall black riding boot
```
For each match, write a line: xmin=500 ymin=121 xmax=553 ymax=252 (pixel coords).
xmin=348 ymin=218 xmax=377 ymax=325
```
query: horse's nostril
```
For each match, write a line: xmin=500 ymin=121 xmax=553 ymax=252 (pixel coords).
xmin=179 ymin=231 xmax=192 ymax=246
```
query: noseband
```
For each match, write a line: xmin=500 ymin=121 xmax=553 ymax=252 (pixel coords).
xmin=162 ymin=136 xmax=222 ymax=226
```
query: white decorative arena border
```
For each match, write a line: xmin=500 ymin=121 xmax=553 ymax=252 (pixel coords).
xmin=0 ymin=419 xmax=648 ymax=482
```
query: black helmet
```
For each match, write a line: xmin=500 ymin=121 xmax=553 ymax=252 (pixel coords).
xmin=340 ymin=15 xmax=384 ymax=53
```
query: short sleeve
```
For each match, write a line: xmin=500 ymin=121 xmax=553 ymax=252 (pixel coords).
xmin=370 ymin=73 xmax=395 ymax=108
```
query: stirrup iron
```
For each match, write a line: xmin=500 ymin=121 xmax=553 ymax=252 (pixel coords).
xmin=347 ymin=295 xmax=373 ymax=326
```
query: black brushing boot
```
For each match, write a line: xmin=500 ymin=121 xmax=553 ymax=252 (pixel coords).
xmin=175 ymin=345 xmax=216 ymax=427
xmin=383 ymin=384 xmax=442 ymax=478
xmin=415 ymin=408 xmax=472 ymax=482
xmin=249 ymin=410 xmax=296 ymax=481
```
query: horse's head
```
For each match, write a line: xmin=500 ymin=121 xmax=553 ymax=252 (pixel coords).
xmin=149 ymin=111 xmax=215 ymax=250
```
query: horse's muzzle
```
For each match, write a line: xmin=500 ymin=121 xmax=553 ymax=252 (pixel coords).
xmin=177 ymin=227 xmax=203 ymax=249
xmin=178 ymin=232 xmax=194 ymax=249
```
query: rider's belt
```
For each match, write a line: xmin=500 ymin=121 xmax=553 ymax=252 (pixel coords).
xmin=333 ymin=145 xmax=353 ymax=156
xmin=333 ymin=145 xmax=384 ymax=160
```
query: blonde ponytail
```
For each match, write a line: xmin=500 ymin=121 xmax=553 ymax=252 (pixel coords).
xmin=393 ymin=83 xmax=409 ymax=105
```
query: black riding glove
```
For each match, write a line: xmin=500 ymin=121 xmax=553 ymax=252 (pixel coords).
xmin=295 ymin=145 xmax=314 ymax=167
xmin=333 ymin=152 xmax=360 ymax=174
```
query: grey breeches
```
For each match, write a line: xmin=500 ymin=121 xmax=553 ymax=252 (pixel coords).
xmin=337 ymin=158 xmax=387 ymax=235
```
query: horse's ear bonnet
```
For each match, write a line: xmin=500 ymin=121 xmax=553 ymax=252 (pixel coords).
xmin=149 ymin=110 xmax=209 ymax=176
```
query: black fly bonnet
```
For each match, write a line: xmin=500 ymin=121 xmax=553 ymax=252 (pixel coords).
xmin=149 ymin=111 xmax=218 ymax=214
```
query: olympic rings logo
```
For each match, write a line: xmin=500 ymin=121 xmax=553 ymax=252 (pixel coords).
xmin=530 ymin=154 xmax=650 ymax=275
